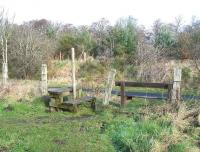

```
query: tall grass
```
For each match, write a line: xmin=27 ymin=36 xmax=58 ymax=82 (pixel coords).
xmin=106 ymin=119 xmax=166 ymax=152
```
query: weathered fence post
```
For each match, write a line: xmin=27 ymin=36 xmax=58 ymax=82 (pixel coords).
xmin=72 ymin=48 xmax=76 ymax=99
xmin=103 ymin=69 xmax=116 ymax=105
xmin=120 ymin=81 xmax=126 ymax=105
xmin=41 ymin=64 xmax=47 ymax=95
xmin=83 ymin=52 xmax=87 ymax=62
xmin=2 ymin=62 xmax=8 ymax=86
xmin=169 ymin=67 xmax=182 ymax=103
xmin=59 ymin=51 xmax=62 ymax=61
xmin=167 ymin=83 xmax=173 ymax=101
xmin=2 ymin=38 xmax=8 ymax=86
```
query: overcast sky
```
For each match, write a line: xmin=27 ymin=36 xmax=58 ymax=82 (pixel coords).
xmin=1 ymin=0 xmax=200 ymax=28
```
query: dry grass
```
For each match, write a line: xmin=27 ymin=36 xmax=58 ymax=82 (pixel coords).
xmin=149 ymin=102 xmax=200 ymax=152
xmin=172 ymin=103 xmax=190 ymax=130
xmin=0 ymin=80 xmax=41 ymax=100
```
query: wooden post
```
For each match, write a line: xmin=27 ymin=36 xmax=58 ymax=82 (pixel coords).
xmin=5 ymin=39 xmax=7 ymax=64
xmin=2 ymin=62 xmax=8 ymax=86
xmin=59 ymin=51 xmax=62 ymax=61
xmin=167 ymin=84 xmax=173 ymax=101
xmin=103 ymin=69 xmax=116 ymax=105
xmin=83 ymin=52 xmax=87 ymax=62
xmin=2 ymin=38 xmax=8 ymax=86
xmin=41 ymin=64 xmax=47 ymax=95
xmin=1 ymin=36 xmax=4 ymax=63
xmin=72 ymin=48 xmax=76 ymax=99
xmin=120 ymin=81 xmax=126 ymax=105
xmin=169 ymin=67 xmax=182 ymax=103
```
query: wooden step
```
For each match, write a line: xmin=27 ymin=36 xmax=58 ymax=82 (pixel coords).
xmin=63 ymin=96 xmax=96 ymax=105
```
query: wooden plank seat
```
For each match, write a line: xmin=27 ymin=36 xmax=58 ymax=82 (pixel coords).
xmin=59 ymin=96 xmax=96 ymax=112
xmin=48 ymin=87 xmax=96 ymax=112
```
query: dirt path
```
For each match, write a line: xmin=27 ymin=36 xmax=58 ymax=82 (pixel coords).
xmin=0 ymin=114 xmax=95 ymax=125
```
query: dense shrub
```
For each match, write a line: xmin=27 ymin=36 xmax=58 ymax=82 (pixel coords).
xmin=182 ymin=67 xmax=192 ymax=83
xmin=78 ymin=60 xmax=106 ymax=81
xmin=111 ymin=57 xmax=126 ymax=73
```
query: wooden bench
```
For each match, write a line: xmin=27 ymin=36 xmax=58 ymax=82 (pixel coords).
xmin=48 ymin=87 xmax=96 ymax=112
xmin=115 ymin=81 xmax=172 ymax=105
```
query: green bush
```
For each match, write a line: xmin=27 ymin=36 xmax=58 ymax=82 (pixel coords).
xmin=111 ymin=57 xmax=126 ymax=73
xmin=125 ymin=64 xmax=137 ymax=80
xmin=182 ymin=67 xmax=192 ymax=83
xmin=192 ymin=74 xmax=200 ymax=89
xmin=78 ymin=61 xmax=106 ymax=80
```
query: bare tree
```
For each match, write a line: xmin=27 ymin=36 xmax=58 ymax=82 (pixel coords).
xmin=135 ymin=40 xmax=170 ymax=82
xmin=8 ymin=25 xmax=54 ymax=79
xmin=0 ymin=9 xmax=14 ymax=85
xmin=192 ymin=45 xmax=200 ymax=73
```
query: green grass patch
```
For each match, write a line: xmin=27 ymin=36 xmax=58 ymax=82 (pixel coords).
xmin=0 ymin=97 xmax=199 ymax=152
xmin=105 ymin=118 xmax=168 ymax=152
xmin=167 ymin=141 xmax=197 ymax=152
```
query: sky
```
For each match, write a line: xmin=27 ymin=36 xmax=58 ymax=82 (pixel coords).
xmin=0 ymin=0 xmax=200 ymax=28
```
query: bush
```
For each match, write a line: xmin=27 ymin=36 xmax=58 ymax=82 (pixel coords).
xmin=111 ymin=56 xmax=136 ymax=80
xmin=111 ymin=57 xmax=125 ymax=73
xmin=124 ymin=65 xmax=137 ymax=80
xmin=182 ymin=67 xmax=192 ymax=83
xmin=78 ymin=61 xmax=106 ymax=79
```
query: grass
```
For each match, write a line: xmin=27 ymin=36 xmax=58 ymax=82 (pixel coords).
xmin=0 ymin=119 xmax=114 ymax=152
xmin=0 ymin=99 xmax=114 ymax=152
xmin=168 ymin=142 xmax=192 ymax=152
xmin=181 ymin=88 xmax=200 ymax=96
xmin=0 ymin=97 xmax=199 ymax=152
xmin=106 ymin=119 xmax=164 ymax=152
xmin=114 ymin=86 xmax=200 ymax=97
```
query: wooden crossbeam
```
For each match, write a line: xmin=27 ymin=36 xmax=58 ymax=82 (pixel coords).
xmin=115 ymin=81 xmax=170 ymax=89
xmin=115 ymin=81 xmax=172 ymax=105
